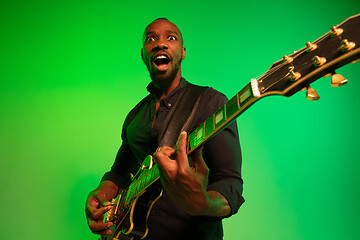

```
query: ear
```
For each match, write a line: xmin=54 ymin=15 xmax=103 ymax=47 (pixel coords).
xmin=182 ymin=47 xmax=186 ymax=60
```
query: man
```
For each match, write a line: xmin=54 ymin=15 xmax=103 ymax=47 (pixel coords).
xmin=86 ymin=18 xmax=244 ymax=240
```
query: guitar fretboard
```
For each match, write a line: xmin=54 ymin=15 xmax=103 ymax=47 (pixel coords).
xmin=124 ymin=81 xmax=259 ymax=204
xmin=188 ymin=82 xmax=257 ymax=153
xmin=125 ymin=164 xmax=160 ymax=204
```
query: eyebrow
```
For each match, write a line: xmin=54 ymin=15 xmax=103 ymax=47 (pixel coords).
xmin=145 ymin=30 xmax=180 ymax=36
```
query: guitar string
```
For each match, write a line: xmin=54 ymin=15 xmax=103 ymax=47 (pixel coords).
xmin=126 ymin=31 xmax=336 ymax=198
xmin=190 ymin=31 xmax=336 ymax=150
xmin=254 ymin=31 xmax=332 ymax=82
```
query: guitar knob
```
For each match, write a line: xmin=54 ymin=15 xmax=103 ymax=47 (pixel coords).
xmin=331 ymin=26 xmax=343 ymax=37
xmin=306 ymin=86 xmax=320 ymax=101
xmin=306 ymin=42 xmax=317 ymax=52
xmin=313 ymin=56 xmax=327 ymax=67
xmin=283 ymin=55 xmax=293 ymax=64
xmin=331 ymin=73 xmax=348 ymax=87
xmin=341 ymin=39 xmax=356 ymax=52
xmin=289 ymin=69 xmax=301 ymax=81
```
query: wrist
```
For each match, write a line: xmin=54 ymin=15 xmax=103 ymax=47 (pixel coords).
xmin=96 ymin=181 xmax=119 ymax=202
xmin=193 ymin=190 xmax=231 ymax=217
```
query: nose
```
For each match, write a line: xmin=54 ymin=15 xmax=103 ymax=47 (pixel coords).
xmin=152 ymin=39 xmax=168 ymax=51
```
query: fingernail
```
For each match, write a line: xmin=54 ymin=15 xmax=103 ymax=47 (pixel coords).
xmin=181 ymin=131 xmax=187 ymax=136
xmin=107 ymin=223 xmax=113 ymax=228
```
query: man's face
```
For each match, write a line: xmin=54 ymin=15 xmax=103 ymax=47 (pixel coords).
xmin=141 ymin=19 xmax=186 ymax=87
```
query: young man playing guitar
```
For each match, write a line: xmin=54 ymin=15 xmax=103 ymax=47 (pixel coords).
xmin=85 ymin=18 xmax=244 ymax=240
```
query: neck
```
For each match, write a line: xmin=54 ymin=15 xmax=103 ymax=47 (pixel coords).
xmin=152 ymin=69 xmax=182 ymax=100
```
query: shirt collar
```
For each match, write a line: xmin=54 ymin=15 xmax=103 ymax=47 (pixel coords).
xmin=147 ymin=77 xmax=187 ymax=97
xmin=146 ymin=77 xmax=188 ymax=108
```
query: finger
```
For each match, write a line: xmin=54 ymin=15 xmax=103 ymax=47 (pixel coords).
xmin=85 ymin=191 xmax=112 ymax=219
xmin=176 ymin=131 xmax=190 ymax=171
xmin=85 ymin=194 xmax=100 ymax=217
xmin=88 ymin=218 xmax=113 ymax=233
xmin=154 ymin=147 xmax=176 ymax=166
xmin=95 ymin=191 xmax=109 ymax=207
xmin=192 ymin=147 xmax=209 ymax=176
xmin=86 ymin=191 xmax=107 ymax=210
xmin=93 ymin=229 xmax=112 ymax=237
xmin=92 ymin=205 xmax=113 ymax=220
xmin=157 ymin=146 xmax=176 ymax=157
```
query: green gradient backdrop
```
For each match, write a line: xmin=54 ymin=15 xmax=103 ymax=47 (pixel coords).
xmin=1 ymin=1 xmax=359 ymax=239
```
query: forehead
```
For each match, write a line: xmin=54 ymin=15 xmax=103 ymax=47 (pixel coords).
xmin=143 ymin=20 xmax=182 ymax=39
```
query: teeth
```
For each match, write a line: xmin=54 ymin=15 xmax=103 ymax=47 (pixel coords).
xmin=155 ymin=55 xmax=168 ymax=60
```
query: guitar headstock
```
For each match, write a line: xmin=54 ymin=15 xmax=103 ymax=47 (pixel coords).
xmin=254 ymin=13 xmax=360 ymax=100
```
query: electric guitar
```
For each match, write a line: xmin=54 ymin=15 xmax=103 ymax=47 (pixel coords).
xmin=101 ymin=14 xmax=360 ymax=240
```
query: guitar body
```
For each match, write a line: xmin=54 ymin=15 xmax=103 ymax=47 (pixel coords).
xmin=103 ymin=157 xmax=163 ymax=240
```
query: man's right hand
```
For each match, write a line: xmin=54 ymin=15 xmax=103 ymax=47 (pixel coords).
xmin=85 ymin=181 xmax=119 ymax=237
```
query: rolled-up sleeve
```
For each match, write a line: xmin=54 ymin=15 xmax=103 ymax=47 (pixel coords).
xmin=196 ymin=88 xmax=245 ymax=217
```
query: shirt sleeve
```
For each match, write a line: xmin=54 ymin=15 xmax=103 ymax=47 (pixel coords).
xmin=101 ymin=109 xmax=140 ymax=189
xmin=194 ymin=88 xmax=245 ymax=217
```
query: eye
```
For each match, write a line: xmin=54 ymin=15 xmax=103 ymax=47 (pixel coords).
xmin=168 ymin=35 xmax=177 ymax=41
xmin=145 ymin=36 xmax=156 ymax=43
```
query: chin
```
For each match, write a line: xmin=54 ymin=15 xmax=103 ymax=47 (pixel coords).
xmin=150 ymin=69 xmax=178 ymax=87
xmin=150 ymin=73 xmax=173 ymax=87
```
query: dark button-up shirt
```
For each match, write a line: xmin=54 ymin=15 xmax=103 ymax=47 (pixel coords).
xmin=102 ymin=78 xmax=244 ymax=240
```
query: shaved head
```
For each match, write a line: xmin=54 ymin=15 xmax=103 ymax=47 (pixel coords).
xmin=143 ymin=18 xmax=183 ymax=46
xmin=141 ymin=18 xmax=186 ymax=89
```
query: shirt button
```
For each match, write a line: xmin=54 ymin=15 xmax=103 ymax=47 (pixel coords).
xmin=168 ymin=103 xmax=172 ymax=107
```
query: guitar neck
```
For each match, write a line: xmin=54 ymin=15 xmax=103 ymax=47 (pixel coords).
xmin=125 ymin=10 xmax=360 ymax=201
xmin=187 ymin=80 xmax=260 ymax=154
xmin=124 ymin=80 xmax=261 ymax=204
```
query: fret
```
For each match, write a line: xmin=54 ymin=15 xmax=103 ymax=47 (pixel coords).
xmin=226 ymin=94 xmax=240 ymax=119
xmin=189 ymin=131 xmax=196 ymax=149
xmin=149 ymin=167 xmax=155 ymax=183
xmin=126 ymin=185 xmax=133 ymax=202
xmin=204 ymin=116 xmax=214 ymax=138
xmin=195 ymin=123 xmax=205 ymax=146
xmin=239 ymin=84 xmax=253 ymax=106
xmin=214 ymin=106 xmax=225 ymax=129
xmin=150 ymin=166 xmax=155 ymax=180
xmin=153 ymin=165 xmax=159 ymax=180
xmin=134 ymin=180 xmax=139 ymax=196
xmin=125 ymin=164 xmax=161 ymax=204
xmin=142 ymin=173 xmax=147 ymax=187
xmin=125 ymin=81 xmax=259 ymax=204
xmin=145 ymin=170 xmax=151 ymax=184
xmin=152 ymin=165 xmax=159 ymax=180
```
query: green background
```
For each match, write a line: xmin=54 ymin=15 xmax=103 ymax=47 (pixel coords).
xmin=1 ymin=1 xmax=359 ymax=239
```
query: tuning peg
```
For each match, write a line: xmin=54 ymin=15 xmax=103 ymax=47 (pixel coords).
xmin=331 ymin=72 xmax=348 ymax=87
xmin=331 ymin=26 xmax=343 ymax=37
xmin=306 ymin=86 xmax=320 ymax=101
xmin=341 ymin=39 xmax=356 ymax=52
xmin=306 ymin=42 xmax=317 ymax=52
xmin=288 ymin=67 xmax=301 ymax=81
xmin=283 ymin=55 xmax=293 ymax=64
xmin=313 ymin=56 xmax=327 ymax=67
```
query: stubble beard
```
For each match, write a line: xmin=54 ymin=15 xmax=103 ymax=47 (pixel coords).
xmin=148 ymin=58 xmax=182 ymax=89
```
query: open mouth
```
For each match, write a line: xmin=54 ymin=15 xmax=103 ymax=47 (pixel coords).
xmin=153 ymin=54 xmax=171 ymax=71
